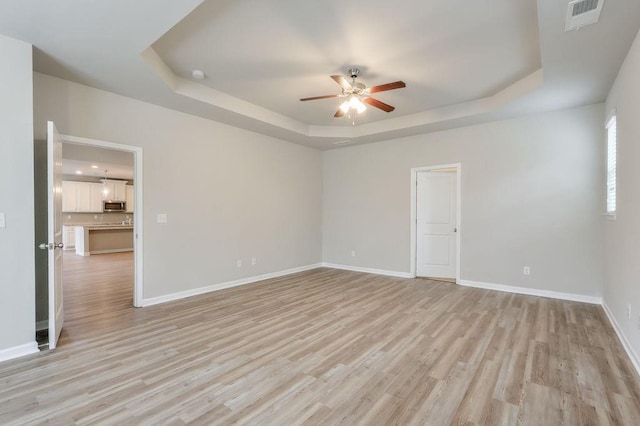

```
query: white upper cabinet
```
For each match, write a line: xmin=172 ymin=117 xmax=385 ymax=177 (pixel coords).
xmin=115 ymin=182 xmax=126 ymax=202
xmin=102 ymin=179 xmax=126 ymax=201
xmin=62 ymin=181 xmax=78 ymax=212
xmin=76 ymin=182 xmax=91 ymax=212
xmin=125 ymin=185 xmax=134 ymax=212
xmin=63 ymin=180 xmax=123 ymax=212
xmin=63 ymin=181 xmax=97 ymax=212
xmin=101 ymin=181 xmax=115 ymax=201
xmin=89 ymin=183 xmax=104 ymax=212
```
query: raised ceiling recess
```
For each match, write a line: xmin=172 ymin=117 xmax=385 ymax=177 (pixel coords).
xmin=145 ymin=0 xmax=543 ymax=138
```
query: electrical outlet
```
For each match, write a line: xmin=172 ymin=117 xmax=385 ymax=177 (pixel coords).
xmin=523 ymin=266 xmax=531 ymax=276
xmin=628 ymin=304 xmax=632 ymax=320
xmin=157 ymin=213 xmax=168 ymax=224
xmin=236 ymin=259 xmax=242 ymax=268
xmin=251 ymin=257 xmax=257 ymax=266
xmin=351 ymin=250 xmax=356 ymax=257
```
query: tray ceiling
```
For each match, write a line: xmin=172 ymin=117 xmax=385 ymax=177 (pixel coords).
xmin=152 ymin=0 xmax=542 ymax=127
xmin=1 ymin=0 xmax=639 ymax=149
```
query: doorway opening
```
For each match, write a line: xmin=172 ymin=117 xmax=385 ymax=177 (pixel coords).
xmin=410 ymin=164 xmax=461 ymax=283
xmin=34 ymin=131 xmax=144 ymax=350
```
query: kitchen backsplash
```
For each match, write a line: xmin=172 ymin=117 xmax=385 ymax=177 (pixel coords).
xmin=63 ymin=212 xmax=133 ymax=225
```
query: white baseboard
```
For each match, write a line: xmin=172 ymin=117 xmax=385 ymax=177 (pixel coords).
xmin=458 ymin=279 xmax=603 ymax=305
xmin=36 ymin=320 xmax=48 ymax=331
xmin=602 ymin=302 xmax=640 ymax=377
xmin=321 ymin=263 xmax=414 ymax=279
xmin=142 ymin=263 xmax=323 ymax=307
xmin=0 ymin=341 xmax=39 ymax=363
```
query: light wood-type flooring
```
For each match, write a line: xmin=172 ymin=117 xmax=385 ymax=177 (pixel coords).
xmin=1 ymin=252 xmax=639 ymax=425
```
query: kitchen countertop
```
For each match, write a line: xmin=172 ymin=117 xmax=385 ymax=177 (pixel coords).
xmin=71 ymin=224 xmax=134 ymax=230
xmin=74 ymin=223 xmax=134 ymax=256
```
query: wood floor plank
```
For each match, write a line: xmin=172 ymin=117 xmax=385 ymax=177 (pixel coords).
xmin=0 ymin=252 xmax=638 ymax=424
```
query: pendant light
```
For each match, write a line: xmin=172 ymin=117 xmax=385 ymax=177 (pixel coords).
xmin=102 ymin=170 xmax=109 ymax=197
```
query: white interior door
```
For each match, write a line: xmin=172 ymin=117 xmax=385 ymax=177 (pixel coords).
xmin=46 ymin=121 xmax=64 ymax=349
xmin=416 ymin=171 xmax=457 ymax=279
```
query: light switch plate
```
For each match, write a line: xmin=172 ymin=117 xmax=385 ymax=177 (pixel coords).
xmin=157 ymin=213 xmax=168 ymax=224
xmin=0 ymin=212 xmax=5 ymax=228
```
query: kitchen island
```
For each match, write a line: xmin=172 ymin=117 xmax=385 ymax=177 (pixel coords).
xmin=74 ymin=224 xmax=134 ymax=256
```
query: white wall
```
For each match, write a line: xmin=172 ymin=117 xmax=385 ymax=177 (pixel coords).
xmin=323 ymin=104 xmax=605 ymax=297
xmin=33 ymin=73 xmax=322 ymax=300
xmin=605 ymin=28 xmax=640 ymax=363
xmin=0 ymin=35 xmax=36 ymax=355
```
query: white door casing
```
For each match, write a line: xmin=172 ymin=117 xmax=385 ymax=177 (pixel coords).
xmin=416 ymin=171 xmax=457 ymax=279
xmin=47 ymin=121 xmax=64 ymax=349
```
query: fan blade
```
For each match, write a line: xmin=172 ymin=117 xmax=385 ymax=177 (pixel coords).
xmin=368 ymin=81 xmax=406 ymax=93
xmin=334 ymin=107 xmax=346 ymax=118
xmin=363 ymin=97 xmax=395 ymax=112
xmin=331 ymin=75 xmax=353 ymax=90
xmin=300 ymin=94 xmax=340 ymax=101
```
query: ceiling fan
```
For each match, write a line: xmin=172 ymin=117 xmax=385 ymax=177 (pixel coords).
xmin=300 ymin=68 xmax=406 ymax=118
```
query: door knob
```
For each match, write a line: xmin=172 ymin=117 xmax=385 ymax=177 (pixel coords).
xmin=39 ymin=242 xmax=64 ymax=250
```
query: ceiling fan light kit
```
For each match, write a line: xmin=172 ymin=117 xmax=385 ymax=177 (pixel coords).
xmin=300 ymin=68 xmax=406 ymax=120
xmin=340 ymin=96 xmax=367 ymax=114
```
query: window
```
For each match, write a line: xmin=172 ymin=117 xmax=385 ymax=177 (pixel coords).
xmin=606 ymin=115 xmax=617 ymax=214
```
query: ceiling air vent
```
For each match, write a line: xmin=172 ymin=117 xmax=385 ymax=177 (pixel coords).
xmin=565 ymin=0 xmax=605 ymax=31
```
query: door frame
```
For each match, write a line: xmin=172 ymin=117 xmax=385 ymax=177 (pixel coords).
xmin=410 ymin=163 xmax=462 ymax=283
xmin=60 ymin=134 xmax=144 ymax=307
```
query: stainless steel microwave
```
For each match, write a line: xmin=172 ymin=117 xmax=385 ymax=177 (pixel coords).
xmin=103 ymin=201 xmax=126 ymax=212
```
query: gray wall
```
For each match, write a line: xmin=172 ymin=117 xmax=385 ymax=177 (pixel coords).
xmin=323 ymin=104 xmax=605 ymax=297
xmin=0 ymin=34 xmax=35 ymax=352
xmin=33 ymin=73 xmax=323 ymax=300
xmin=605 ymin=28 xmax=640 ymax=360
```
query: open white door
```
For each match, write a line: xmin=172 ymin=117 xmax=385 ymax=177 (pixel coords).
xmin=416 ymin=171 xmax=457 ymax=279
xmin=43 ymin=121 xmax=64 ymax=349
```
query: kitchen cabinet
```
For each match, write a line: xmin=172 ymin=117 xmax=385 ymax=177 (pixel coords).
xmin=75 ymin=224 xmax=134 ymax=256
xmin=62 ymin=181 xmax=106 ymax=212
xmin=102 ymin=179 xmax=126 ymax=202
xmin=76 ymin=182 xmax=91 ymax=212
xmin=62 ymin=181 xmax=78 ymax=212
xmin=125 ymin=185 xmax=134 ymax=212
xmin=62 ymin=225 xmax=76 ymax=250
xmin=89 ymin=183 xmax=104 ymax=212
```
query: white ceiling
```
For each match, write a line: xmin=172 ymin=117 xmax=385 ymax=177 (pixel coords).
xmin=62 ymin=160 xmax=133 ymax=181
xmin=152 ymin=0 xmax=541 ymax=127
xmin=1 ymin=0 xmax=639 ymax=149
xmin=62 ymin=143 xmax=133 ymax=180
